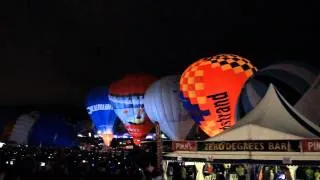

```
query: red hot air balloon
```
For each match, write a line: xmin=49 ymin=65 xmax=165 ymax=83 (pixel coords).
xmin=108 ymin=73 xmax=157 ymax=145
xmin=180 ymin=54 xmax=257 ymax=137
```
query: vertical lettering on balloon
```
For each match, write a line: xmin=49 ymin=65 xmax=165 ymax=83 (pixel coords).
xmin=207 ymin=92 xmax=231 ymax=130
xmin=207 ymin=92 xmax=228 ymax=100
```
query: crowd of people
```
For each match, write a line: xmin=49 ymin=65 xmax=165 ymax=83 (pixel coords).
xmin=1 ymin=144 xmax=320 ymax=180
xmin=0 ymin=145 xmax=160 ymax=180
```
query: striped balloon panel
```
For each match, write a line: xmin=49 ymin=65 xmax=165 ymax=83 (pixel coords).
xmin=144 ymin=75 xmax=195 ymax=141
xmin=8 ymin=115 xmax=37 ymax=144
xmin=236 ymin=78 xmax=268 ymax=119
xmin=237 ymin=62 xmax=319 ymax=120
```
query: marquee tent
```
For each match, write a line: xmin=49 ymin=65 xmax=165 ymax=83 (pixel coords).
xmin=294 ymin=74 xmax=320 ymax=126
xmin=205 ymin=84 xmax=320 ymax=141
xmin=162 ymin=84 xmax=320 ymax=179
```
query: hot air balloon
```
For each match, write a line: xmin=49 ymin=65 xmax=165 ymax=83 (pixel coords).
xmin=0 ymin=111 xmax=39 ymax=145
xmin=109 ymin=73 xmax=157 ymax=145
xmin=144 ymin=75 xmax=194 ymax=140
xmin=86 ymin=87 xmax=118 ymax=146
xmin=28 ymin=113 xmax=77 ymax=148
xmin=180 ymin=54 xmax=257 ymax=137
xmin=237 ymin=62 xmax=319 ymax=124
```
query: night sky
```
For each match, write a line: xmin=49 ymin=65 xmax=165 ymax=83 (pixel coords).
xmin=0 ymin=0 xmax=319 ymax=107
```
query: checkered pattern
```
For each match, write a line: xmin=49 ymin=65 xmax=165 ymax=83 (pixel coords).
xmin=180 ymin=59 xmax=209 ymax=106
xmin=206 ymin=54 xmax=257 ymax=77
xmin=180 ymin=54 xmax=257 ymax=106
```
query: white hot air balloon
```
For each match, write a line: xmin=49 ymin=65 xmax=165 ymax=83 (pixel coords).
xmin=144 ymin=75 xmax=194 ymax=140
xmin=8 ymin=111 xmax=40 ymax=145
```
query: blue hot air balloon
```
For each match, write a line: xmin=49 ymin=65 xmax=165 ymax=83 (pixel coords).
xmin=86 ymin=87 xmax=118 ymax=146
xmin=28 ymin=113 xmax=77 ymax=148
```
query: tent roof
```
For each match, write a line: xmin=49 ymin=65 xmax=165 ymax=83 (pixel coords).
xmin=206 ymin=84 xmax=320 ymax=141
xmin=294 ymin=74 xmax=320 ymax=126
xmin=205 ymin=124 xmax=304 ymax=141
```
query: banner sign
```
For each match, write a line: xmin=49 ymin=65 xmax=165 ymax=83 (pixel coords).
xmin=197 ymin=140 xmax=300 ymax=152
xmin=301 ymin=139 xmax=320 ymax=152
xmin=151 ymin=140 xmax=313 ymax=152
xmin=172 ymin=141 xmax=197 ymax=151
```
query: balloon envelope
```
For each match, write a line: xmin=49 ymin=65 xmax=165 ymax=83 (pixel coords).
xmin=86 ymin=87 xmax=117 ymax=136
xmin=109 ymin=73 xmax=156 ymax=143
xmin=237 ymin=62 xmax=319 ymax=121
xmin=8 ymin=113 xmax=38 ymax=145
xmin=180 ymin=54 xmax=257 ymax=137
xmin=0 ymin=111 xmax=39 ymax=145
xmin=28 ymin=113 xmax=77 ymax=148
xmin=144 ymin=75 xmax=194 ymax=140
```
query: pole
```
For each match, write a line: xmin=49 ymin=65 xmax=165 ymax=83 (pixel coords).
xmin=155 ymin=121 xmax=162 ymax=173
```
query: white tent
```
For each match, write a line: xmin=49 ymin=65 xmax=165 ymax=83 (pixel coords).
xmin=163 ymin=84 xmax=320 ymax=180
xmin=163 ymin=84 xmax=320 ymax=166
xmin=206 ymin=84 xmax=320 ymax=141
xmin=295 ymin=74 xmax=320 ymax=126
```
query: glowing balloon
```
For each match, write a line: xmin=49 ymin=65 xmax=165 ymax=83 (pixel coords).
xmin=144 ymin=75 xmax=194 ymax=140
xmin=108 ymin=73 xmax=156 ymax=144
xmin=101 ymin=133 xmax=113 ymax=147
xmin=0 ymin=111 xmax=39 ymax=145
xmin=180 ymin=54 xmax=257 ymax=137
xmin=86 ymin=87 xmax=117 ymax=146
xmin=28 ymin=113 xmax=77 ymax=147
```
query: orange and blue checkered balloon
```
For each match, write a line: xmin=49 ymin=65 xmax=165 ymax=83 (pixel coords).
xmin=180 ymin=54 xmax=257 ymax=137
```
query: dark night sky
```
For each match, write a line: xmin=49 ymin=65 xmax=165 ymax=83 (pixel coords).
xmin=0 ymin=0 xmax=319 ymax=107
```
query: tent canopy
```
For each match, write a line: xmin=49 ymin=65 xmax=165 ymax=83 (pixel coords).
xmin=163 ymin=84 xmax=320 ymax=164
xmin=294 ymin=74 xmax=320 ymax=126
xmin=206 ymin=84 xmax=320 ymax=141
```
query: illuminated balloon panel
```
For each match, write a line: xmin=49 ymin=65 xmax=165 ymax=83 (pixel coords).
xmin=0 ymin=111 xmax=39 ymax=145
xmin=8 ymin=112 xmax=39 ymax=145
xmin=180 ymin=54 xmax=257 ymax=137
xmin=28 ymin=114 xmax=77 ymax=148
xmin=86 ymin=87 xmax=117 ymax=136
xmin=144 ymin=75 xmax=194 ymax=140
xmin=101 ymin=133 xmax=113 ymax=147
xmin=109 ymin=73 xmax=156 ymax=144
